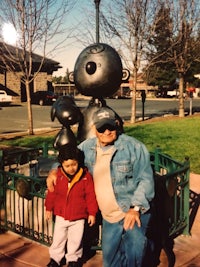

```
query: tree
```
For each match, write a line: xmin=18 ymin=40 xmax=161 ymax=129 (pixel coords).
xmin=186 ymin=60 xmax=200 ymax=88
xmin=147 ymin=0 xmax=200 ymax=117
xmin=0 ymin=0 xmax=76 ymax=134
xmin=101 ymin=0 xmax=158 ymax=123
xmin=145 ymin=4 xmax=177 ymax=89
xmin=52 ymin=76 xmax=64 ymax=84
xmin=166 ymin=0 xmax=200 ymax=116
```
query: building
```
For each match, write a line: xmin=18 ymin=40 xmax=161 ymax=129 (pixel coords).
xmin=128 ymin=73 xmax=158 ymax=98
xmin=0 ymin=42 xmax=61 ymax=103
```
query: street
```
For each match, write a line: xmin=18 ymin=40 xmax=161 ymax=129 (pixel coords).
xmin=0 ymin=97 xmax=200 ymax=134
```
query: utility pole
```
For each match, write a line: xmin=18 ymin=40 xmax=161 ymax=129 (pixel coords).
xmin=94 ymin=0 xmax=101 ymax=43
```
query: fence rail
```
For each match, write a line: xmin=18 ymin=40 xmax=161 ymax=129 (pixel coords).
xmin=150 ymin=148 xmax=190 ymax=237
xmin=0 ymin=171 xmax=53 ymax=246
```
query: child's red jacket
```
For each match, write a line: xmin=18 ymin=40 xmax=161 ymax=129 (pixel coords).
xmin=45 ymin=167 xmax=98 ymax=221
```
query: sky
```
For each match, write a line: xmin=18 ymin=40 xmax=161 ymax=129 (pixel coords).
xmin=50 ymin=0 xmax=111 ymax=77
xmin=53 ymin=43 xmax=83 ymax=77
xmin=51 ymin=0 xmax=100 ymax=77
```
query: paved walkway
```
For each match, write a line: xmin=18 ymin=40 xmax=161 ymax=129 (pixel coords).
xmin=0 ymin=173 xmax=199 ymax=267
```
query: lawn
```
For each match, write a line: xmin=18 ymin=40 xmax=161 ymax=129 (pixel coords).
xmin=125 ymin=115 xmax=200 ymax=173
xmin=1 ymin=115 xmax=200 ymax=173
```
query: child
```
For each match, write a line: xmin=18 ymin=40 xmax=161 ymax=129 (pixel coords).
xmin=45 ymin=145 xmax=98 ymax=267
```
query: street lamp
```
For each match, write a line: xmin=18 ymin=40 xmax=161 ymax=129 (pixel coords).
xmin=94 ymin=0 xmax=101 ymax=43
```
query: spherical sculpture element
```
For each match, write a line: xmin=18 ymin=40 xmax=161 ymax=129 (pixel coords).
xmin=74 ymin=43 xmax=123 ymax=98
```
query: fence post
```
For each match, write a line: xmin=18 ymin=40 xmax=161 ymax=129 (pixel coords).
xmin=42 ymin=142 xmax=48 ymax=157
xmin=0 ymin=150 xmax=4 ymax=229
xmin=183 ymin=157 xmax=190 ymax=235
xmin=0 ymin=150 xmax=3 ymax=170
xmin=153 ymin=147 xmax=161 ymax=172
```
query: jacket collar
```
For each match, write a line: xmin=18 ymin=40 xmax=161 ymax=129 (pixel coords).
xmin=60 ymin=167 xmax=84 ymax=193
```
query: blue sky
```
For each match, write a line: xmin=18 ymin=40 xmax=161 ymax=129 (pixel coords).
xmin=52 ymin=0 xmax=111 ymax=76
xmin=53 ymin=0 xmax=99 ymax=76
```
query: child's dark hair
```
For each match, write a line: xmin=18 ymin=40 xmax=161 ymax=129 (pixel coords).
xmin=58 ymin=145 xmax=84 ymax=167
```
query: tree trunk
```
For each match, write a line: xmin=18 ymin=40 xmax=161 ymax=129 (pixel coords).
xmin=130 ymin=88 xmax=136 ymax=123
xmin=130 ymin=70 xmax=137 ymax=123
xmin=26 ymin=80 xmax=34 ymax=135
xmin=178 ymin=73 xmax=185 ymax=117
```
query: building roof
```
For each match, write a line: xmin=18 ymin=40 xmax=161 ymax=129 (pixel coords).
xmin=0 ymin=41 xmax=62 ymax=74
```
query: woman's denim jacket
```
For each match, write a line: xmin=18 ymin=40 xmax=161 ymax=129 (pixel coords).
xmin=79 ymin=133 xmax=154 ymax=214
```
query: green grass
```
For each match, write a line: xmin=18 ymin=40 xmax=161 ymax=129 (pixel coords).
xmin=124 ymin=116 xmax=200 ymax=173
xmin=1 ymin=135 xmax=54 ymax=148
xmin=1 ymin=115 xmax=200 ymax=173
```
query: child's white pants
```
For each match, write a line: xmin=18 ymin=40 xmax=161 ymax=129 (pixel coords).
xmin=49 ymin=215 xmax=85 ymax=264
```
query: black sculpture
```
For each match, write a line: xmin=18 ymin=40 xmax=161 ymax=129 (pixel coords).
xmin=74 ymin=43 xmax=123 ymax=98
xmin=51 ymin=42 xmax=128 ymax=146
xmin=51 ymin=95 xmax=83 ymax=149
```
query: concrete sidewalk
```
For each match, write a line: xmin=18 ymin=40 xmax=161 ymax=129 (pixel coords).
xmin=0 ymin=173 xmax=199 ymax=267
xmin=0 ymin=231 xmax=103 ymax=267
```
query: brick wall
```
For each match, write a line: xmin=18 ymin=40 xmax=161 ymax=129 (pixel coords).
xmin=6 ymin=72 xmax=22 ymax=95
xmin=33 ymin=72 xmax=47 ymax=92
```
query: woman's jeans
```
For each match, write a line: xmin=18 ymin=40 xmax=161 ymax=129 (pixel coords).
xmin=102 ymin=212 xmax=151 ymax=267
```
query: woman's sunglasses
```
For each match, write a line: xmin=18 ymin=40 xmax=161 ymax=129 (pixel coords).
xmin=96 ymin=124 xmax=117 ymax=133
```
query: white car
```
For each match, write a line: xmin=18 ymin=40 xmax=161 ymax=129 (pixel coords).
xmin=167 ymin=90 xmax=179 ymax=98
xmin=0 ymin=90 xmax=12 ymax=105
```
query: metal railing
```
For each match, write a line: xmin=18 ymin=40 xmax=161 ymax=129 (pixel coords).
xmin=0 ymin=143 xmax=56 ymax=246
xmin=0 ymin=145 xmax=190 ymax=247
xmin=150 ymin=147 xmax=190 ymax=237
xmin=0 ymin=171 xmax=53 ymax=245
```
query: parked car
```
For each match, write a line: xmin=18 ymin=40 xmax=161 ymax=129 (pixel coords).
xmin=0 ymin=90 xmax=12 ymax=106
xmin=110 ymin=86 xmax=132 ymax=99
xmin=31 ymin=91 xmax=58 ymax=106
xmin=167 ymin=90 xmax=179 ymax=98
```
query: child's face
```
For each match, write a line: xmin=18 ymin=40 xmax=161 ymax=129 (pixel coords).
xmin=62 ymin=159 xmax=79 ymax=176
